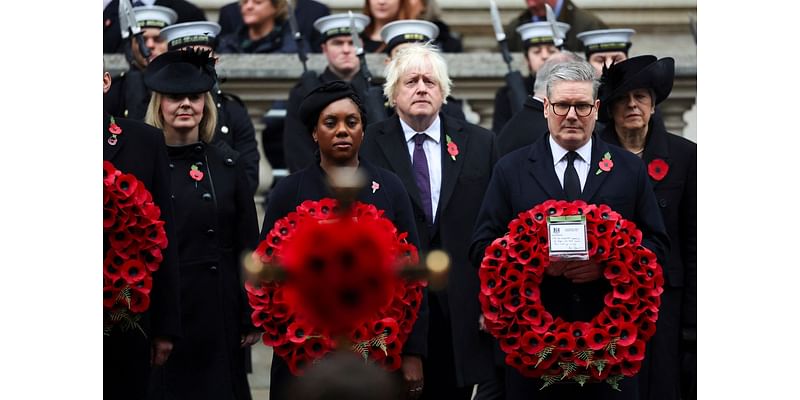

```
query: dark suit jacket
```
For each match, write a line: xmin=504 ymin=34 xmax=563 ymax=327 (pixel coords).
xmin=217 ymin=0 xmax=330 ymax=52
xmin=103 ymin=112 xmax=181 ymax=399
xmin=103 ymin=0 xmax=207 ymax=54
xmin=212 ymin=90 xmax=260 ymax=195
xmin=469 ymin=133 xmax=669 ymax=399
xmin=261 ymin=159 xmax=428 ymax=400
xmin=503 ymin=0 xmax=607 ymax=52
xmin=360 ymin=113 xmax=497 ymax=386
xmin=492 ymin=75 xmax=535 ymax=134
xmin=496 ymin=95 xmax=549 ymax=157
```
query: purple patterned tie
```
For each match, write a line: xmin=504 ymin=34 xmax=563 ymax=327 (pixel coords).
xmin=412 ymin=133 xmax=433 ymax=224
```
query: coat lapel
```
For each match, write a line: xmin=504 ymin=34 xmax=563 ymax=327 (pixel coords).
xmin=103 ymin=113 xmax=124 ymax=161
xmin=580 ymin=136 xmax=611 ymax=202
xmin=641 ymin=116 xmax=670 ymax=186
xmin=436 ymin=115 xmax=468 ymax=218
xmin=527 ymin=136 xmax=565 ymax=200
xmin=375 ymin=116 xmax=425 ymax=212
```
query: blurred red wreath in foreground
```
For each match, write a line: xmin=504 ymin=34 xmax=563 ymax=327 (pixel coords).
xmin=479 ymin=200 xmax=663 ymax=390
xmin=246 ymin=199 xmax=425 ymax=375
xmin=103 ymin=161 xmax=168 ymax=336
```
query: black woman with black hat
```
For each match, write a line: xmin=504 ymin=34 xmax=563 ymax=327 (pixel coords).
xmin=598 ymin=55 xmax=697 ymax=400
xmin=143 ymin=47 xmax=261 ymax=399
xmin=260 ymin=80 xmax=428 ymax=400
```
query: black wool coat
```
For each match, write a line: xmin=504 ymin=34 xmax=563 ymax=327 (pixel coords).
xmin=361 ymin=113 xmax=498 ymax=387
xmin=103 ymin=113 xmax=181 ymax=400
xmin=260 ymin=159 xmax=428 ymax=400
xmin=212 ymin=89 xmax=260 ymax=195
xmin=600 ymin=116 xmax=697 ymax=400
xmin=492 ymin=75 xmax=535 ymax=134
xmin=154 ymin=141 xmax=259 ymax=400
xmin=496 ymin=95 xmax=549 ymax=157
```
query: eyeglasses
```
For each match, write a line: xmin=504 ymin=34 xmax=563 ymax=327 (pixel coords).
xmin=549 ymin=103 xmax=595 ymax=117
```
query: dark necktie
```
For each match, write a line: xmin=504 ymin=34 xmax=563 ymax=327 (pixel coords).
xmin=564 ymin=151 xmax=581 ymax=201
xmin=412 ymin=133 xmax=433 ymax=224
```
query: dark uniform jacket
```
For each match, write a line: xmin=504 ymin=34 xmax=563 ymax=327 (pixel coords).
xmin=103 ymin=112 xmax=180 ymax=400
xmin=469 ymin=134 xmax=669 ymax=400
xmin=104 ymin=0 xmax=207 ymax=54
xmin=361 ymin=113 xmax=498 ymax=387
xmin=600 ymin=116 xmax=697 ymax=400
xmin=217 ymin=0 xmax=330 ymax=52
xmin=104 ymin=67 xmax=150 ymax=121
xmin=496 ymin=95 xmax=548 ymax=156
xmin=212 ymin=88 xmax=260 ymax=195
xmin=260 ymin=159 xmax=428 ymax=400
xmin=492 ymin=75 xmax=535 ymax=134
xmin=154 ymin=140 xmax=258 ymax=400
xmin=503 ymin=0 xmax=607 ymax=52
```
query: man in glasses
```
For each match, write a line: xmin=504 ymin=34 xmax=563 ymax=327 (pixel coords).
xmin=469 ymin=59 xmax=669 ymax=400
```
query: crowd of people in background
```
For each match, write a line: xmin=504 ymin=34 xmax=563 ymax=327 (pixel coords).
xmin=102 ymin=0 xmax=696 ymax=399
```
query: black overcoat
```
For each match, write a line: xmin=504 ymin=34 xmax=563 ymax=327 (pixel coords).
xmin=361 ymin=114 xmax=498 ymax=388
xmin=600 ymin=116 xmax=697 ymax=400
xmin=259 ymin=159 xmax=428 ymax=400
xmin=103 ymin=113 xmax=181 ymax=400
xmin=155 ymin=141 xmax=259 ymax=400
xmin=491 ymin=75 xmax=535 ymax=134
xmin=212 ymin=89 xmax=260 ymax=195
xmin=469 ymin=134 xmax=670 ymax=400
xmin=496 ymin=95 xmax=549 ymax=157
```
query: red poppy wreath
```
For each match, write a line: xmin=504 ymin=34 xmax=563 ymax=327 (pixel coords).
xmin=479 ymin=200 xmax=663 ymax=390
xmin=103 ymin=161 xmax=169 ymax=336
xmin=245 ymin=199 xmax=426 ymax=375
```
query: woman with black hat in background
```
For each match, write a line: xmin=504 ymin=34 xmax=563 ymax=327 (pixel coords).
xmin=261 ymin=80 xmax=428 ymax=400
xmin=598 ymin=55 xmax=697 ymax=400
xmin=143 ymin=48 xmax=261 ymax=399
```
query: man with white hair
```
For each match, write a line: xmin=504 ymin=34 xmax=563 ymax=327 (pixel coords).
xmin=361 ymin=42 xmax=497 ymax=400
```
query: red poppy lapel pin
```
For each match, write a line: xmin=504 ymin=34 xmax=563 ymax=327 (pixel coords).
xmin=190 ymin=164 xmax=204 ymax=187
xmin=647 ymin=159 xmax=669 ymax=181
xmin=371 ymin=180 xmax=380 ymax=194
xmin=595 ymin=152 xmax=613 ymax=175
xmin=107 ymin=116 xmax=122 ymax=146
xmin=445 ymin=134 xmax=459 ymax=161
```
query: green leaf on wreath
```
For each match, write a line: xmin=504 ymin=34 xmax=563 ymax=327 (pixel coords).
xmin=539 ymin=375 xmax=560 ymax=390
xmin=592 ymin=359 xmax=608 ymax=376
xmin=535 ymin=346 xmax=554 ymax=368
xmin=606 ymin=375 xmax=624 ymax=391
xmin=576 ymin=349 xmax=593 ymax=363
xmin=351 ymin=341 xmax=369 ymax=361
xmin=606 ymin=337 xmax=618 ymax=359
xmin=558 ymin=361 xmax=577 ymax=380
xmin=573 ymin=374 xmax=590 ymax=387
xmin=116 ymin=286 xmax=132 ymax=308
xmin=369 ymin=331 xmax=389 ymax=356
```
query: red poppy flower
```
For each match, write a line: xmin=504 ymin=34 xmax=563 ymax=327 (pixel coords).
xmin=598 ymin=158 xmax=614 ymax=172
xmin=114 ymin=174 xmax=138 ymax=199
xmin=287 ymin=320 xmax=314 ymax=344
xmin=612 ymin=282 xmax=634 ymax=301
xmin=143 ymin=247 xmax=163 ymax=272
xmin=251 ymin=309 xmax=272 ymax=328
xmin=447 ymin=141 xmax=459 ymax=159
xmin=189 ymin=165 xmax=204 ymax=181
xmin=103 ymin=286 xmax=120 ymax=309
xmin=587 ymin=328 xmax=610 ymax=350
xmin=554 ymin=332 xmax=576 ymax=350
xmin=569 ymin=321 xmax=592 ymax=349
xmin=103 ymin=257 xmax=122 ymax=280
xmin=128 ymin=289 xmax=150 ymax=313
xmin=648 ymin=159 xmax=669 ymax=181
xmin=108 ymin=121 xmax=122 ymax=135
xmin=103 ymin=161 xmax=118 ymax=186
xmin=620 ymin=359 xmax=642 ymax=377
xmin=637 ymin=318 xmax=657 ymax=339
xmin=519 ymin=330 xmax=546 ymax=356
xmin=131 ymin=274 xmax=152 ymax=295
xmin=615 ymin=321 xmax=638 ymax=347
xmin=603 ymin=260 xmax=630 ymax=283
xmin=119 ymin=259 xmax=146 ymax=284
xmin=372 ymin=318 xmax=400 ymax=343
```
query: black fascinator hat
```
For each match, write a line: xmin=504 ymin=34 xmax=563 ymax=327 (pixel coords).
xmin=144 ymin=47 xmax=216 ymax=95
xmin=598 ymin=55 xmax=675 ymax=123
xmin=298 ymin=81 xmax=367 ymax=133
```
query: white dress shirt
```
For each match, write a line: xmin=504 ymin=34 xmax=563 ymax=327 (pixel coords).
xmin=550 ymin=135 xmax=592 ymax=192
xmin=400 ymin=116 xmax=443 ymax=221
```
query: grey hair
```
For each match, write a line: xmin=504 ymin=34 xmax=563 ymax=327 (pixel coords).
xmin=533 ymin=50 xmax=582 ymax=97
xmin=383 ymin=42 xmax=452 ymax=106
xmin=545 ymin=60 xmax=600 ymax=100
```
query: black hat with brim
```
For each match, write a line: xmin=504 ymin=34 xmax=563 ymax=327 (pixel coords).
xmin=598 ymin=55 xmax=675 ymax=123
xmin=298 ymin=80 xmax=366 ymax=133
xmin=143 ymin=48 xmax=216 ymax=95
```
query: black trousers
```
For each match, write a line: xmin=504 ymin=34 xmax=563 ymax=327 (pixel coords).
xmin=419 ymin=291 xmax=473 ymax=400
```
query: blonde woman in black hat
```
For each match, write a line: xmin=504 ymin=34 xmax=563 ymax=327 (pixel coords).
xmin=143 ymin=48 xmax=261 ymax=399
xmin=261 ymin=80 xmax=426 ymax=400
xmin=598 ymin=55 xmax=696 ymax=400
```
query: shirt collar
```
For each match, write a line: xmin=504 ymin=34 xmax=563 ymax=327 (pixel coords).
xmin=549 ymin=134 xmax=592 ymax=166
xmin=401 ymin=116 xmax=441 ymax=144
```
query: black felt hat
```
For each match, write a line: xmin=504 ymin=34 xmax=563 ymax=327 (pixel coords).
xmin=298 ymin=81 xmax=366 ymax=132
xmin=598 ymin=55 xmax=675 ymax=122
xmin=143 ymin=48 xmax=216 ymax=95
